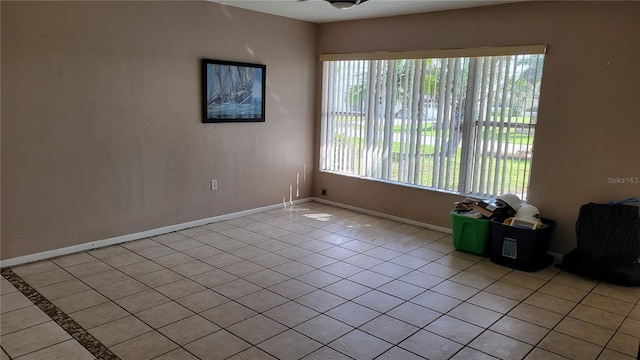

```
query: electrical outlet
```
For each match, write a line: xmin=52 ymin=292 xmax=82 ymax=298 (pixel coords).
xmin=211 ymin=179 xmax=218 ymax=191
xmin=321 ymin=187 xmax=327 ymax=196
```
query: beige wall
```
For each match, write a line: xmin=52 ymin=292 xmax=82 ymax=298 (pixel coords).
xmin=1 ymin=1 xmax=316 ymax=259
xmin=314 ymin=2 xmax=640 ymax=253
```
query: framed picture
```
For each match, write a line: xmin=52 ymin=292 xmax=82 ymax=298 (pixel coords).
xmin=202 ymin=59 xmax=266 ymax=123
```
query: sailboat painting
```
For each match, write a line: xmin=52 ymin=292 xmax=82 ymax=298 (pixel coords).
xmin=202 ymin=59 xmax=266 ymax=123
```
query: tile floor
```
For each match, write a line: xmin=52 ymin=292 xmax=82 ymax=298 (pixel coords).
xmin=1 ymin=201 xmax=639 ymax=360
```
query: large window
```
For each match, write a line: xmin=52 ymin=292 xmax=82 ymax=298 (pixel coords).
xmin=320 ymin=46 xmax=546 ymax=200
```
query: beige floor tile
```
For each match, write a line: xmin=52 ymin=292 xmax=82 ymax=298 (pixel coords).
xmin=1 ymin=321 xmax=71 ymax=358
xmin=485 ymin=280 xmax=534 ymax=301
xmin=117 ymin=260 xmax=165 ymax=277
xmin=326 ymin=301 xmax=380 ymax=327
xmin=191 ymin=269 xmax=238 ymax=288
xmin=101 ymin=252 xmax=146 ymax=268
xmin=466 ymin=261 xmax=512 ymax=280
xmin=89 ymin=315 xmax=152 ymax=347
xmin=411 ymin=290 xmax=462 ymax=313
xmin=165 ymin=238 xmax=207 ymax=252
xmin=51 ymin=290 xmax=110 ymax=314
xmin=22 ymin=269 xmax=74 ymax=288
xmin=598 ymin=348 xmax=638 ymax=360
xmin=176 ymin=289 xmax=230 ymax=313
xmin=554 ymin=317 xmax=614 ymax=346
xmin=368 ymin=261 xmax=413 ymax=278
xmin=322 ymin=279 xmax=370 ymax=300
xmin=434 ymin=254 xmax=477 ymax=270
xmin=418 ymin=262 xmax=461 ymax=278
xmin=329 ymin=329 xmax=393 ymax=359
xmin=158 ymin=314 xmax=220 ymax=345
xmin=37 ymin=279 xmax=91 ymax=300
xmin=296 ymin=269 xmax=341 ymax=288
xmin=182 ymin=245 xmax=225 ymax=259
xmin=360 ymin=315 xmax=419 ymax=344
xmin=592 ymin=282 xmax=640 ymax=304
xmin=550 ymin=271 xmax=598 ymax=292
xmin=69 ymin=302 xmax=129 ymax=329
xmin=87 ymin=245 xmax=130 ymax=259
xmin=449 ymin=303 xmax=502 ymax=328
xmin=79 ymin=269 xmax=130 ymax=288
xmin=96 ymin=278 xmax=149 ymax=300
xmin=1 ymin=292 xmax=34 ymax=314
xmin=376 ymin=279 xmax=425 ymax=300
xmin=155 ymin=278 xmax=206 ymax=300
xmin=121 ymin=238 xmax=160 ymax=251
xmin=259 ymin=329 xmax=322 ymax=359
xmin=213 ymin=278 xmax=262 ymax=299
xmin=250 ymin=253 xmax=292 ymax=268
xmin=538 ymin=281 xmax=588 ymax=302
xmin=387 ymin=302 xmax=440 ymax=327
xmin=467 ymin=291 xmax=519 ymax=314
xmin=228 ymin=346 xmax=278 ymax=360
xmin=569 ymin=304 xmax=625 ymax=330
xmin=398 ymin=270 xmax=443 ymax=289
xmin=539 ymin=330 xmax=602 ymax=359
xmin=295 ymin=289 xmax=346 ymax=312
xmin=153 ymin=252 xmax=197 ymax=268
xmin=267 ymin=278 xmax=316 ymax=299
xmin=272 ymin=261 xmax=316 ymax=277
xmin=524 ymin=347 xmax=569 ymax=360
xmin=302 ymin=346 xmax=352 ymax=360
xmin=178 ymin=226 xmax=213 ymax=238
xmin=508 ymin=303 xmax=564 ymax=329
xmin=153 ymin=348 xmax=200 ymax=360
xmin=153 ymin=231 xmax=188 ymax=244
xmin=114 ymin=289 xmax=171 ymax=314
xmin=11 ymin=261 xmax=59 ymax=277
xmin=14 ymin=339 xmax=94 ymax=360
xmin=425 ymin=315 xmax=483 ymax=345
xmin=50 ymin=252 xmax=96 ymax=268
xmin=294 ymin=314 xmax=354 ymax=344
xmin=111 ymin=330 xmax=178 ymax=360
xmin=524 ymin=292 xmax=577 ymax=315
xmin=0 ymin=278 xmax=18 ymax=294
xmin=64 ymin=260 xmax=112 ymax=278
xmin=431 ymin=280 xmax=479 ymax=301
xmin=450 ymin=347 xmax=500 ymax=360
xmin=581 ymin=293 xmax=634 ymax=316
xmin=348 ymin=269 xmax=394 ymax=288
xmin=263 ymin=301 xmax=319 ymax=327
xmin=227 ymin=314 xmax=288 ymax=344
xmin=606 ymin=332 xmax=640 ymax=357
xmin=0 ymin=305 xmax=51 ymax=335
xmin=449 ymin=271 xmax=496 ymax=290
xmin=200 ymin=301 xmax=258 ymax=328
xmin=185 ymin=330 xmax=251 ymax=360
xmin=171 ymin=261 xmax=215 ymax=277
xmin=237 ymin=289 xmax=288 ymax=312
xmin=500 ymin=271 xmax=547 ymax=291
xmin=228 ymin=246 xmax=270 ymax=260
xmin=353 ymin=290 xmax=404 ymax=312
xmin=489 ymin=316 xmax=550 ymax=345
xmin=136 ymin=301 xmax=194 ymax=328
xmin=222 ymin=260 xmax=266 ymax=277
xmin=134 ymin=245 xmax=177 ymax=259
xmin=399 ymin=329 xmax=463 ymax=360
xmin=469 ymin=330 xmax=533 ymax=360
xmin=618 ymin=317 xmax=640 ymax=337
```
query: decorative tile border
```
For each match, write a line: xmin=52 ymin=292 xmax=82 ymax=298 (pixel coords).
xmin=1 ymin=268 xmax=121 ymax=360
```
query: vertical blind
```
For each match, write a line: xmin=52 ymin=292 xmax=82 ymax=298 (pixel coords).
xmin=320 ymin=46 xmax=546 ymax=200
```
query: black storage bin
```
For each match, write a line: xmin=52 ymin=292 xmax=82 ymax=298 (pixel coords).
xmin=490 ymin=218 xmax=556 ymax=272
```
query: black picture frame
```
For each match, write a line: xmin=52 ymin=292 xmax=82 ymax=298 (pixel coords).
xmin=202 ymin=59 xmax=266 ymax=123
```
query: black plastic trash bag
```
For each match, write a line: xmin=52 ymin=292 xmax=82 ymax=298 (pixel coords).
xmin=557 ymin=199 xmax=640 ymax=286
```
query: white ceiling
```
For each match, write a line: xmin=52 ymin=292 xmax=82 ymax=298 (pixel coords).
xmin=208 ymin=0 xmax=525 ymax=24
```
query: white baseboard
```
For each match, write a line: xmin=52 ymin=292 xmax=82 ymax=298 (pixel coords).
xmin=312 ymin=197 xmax=453 ymax=234
xmin=1 ymin=198 xmax=313 ymax=268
